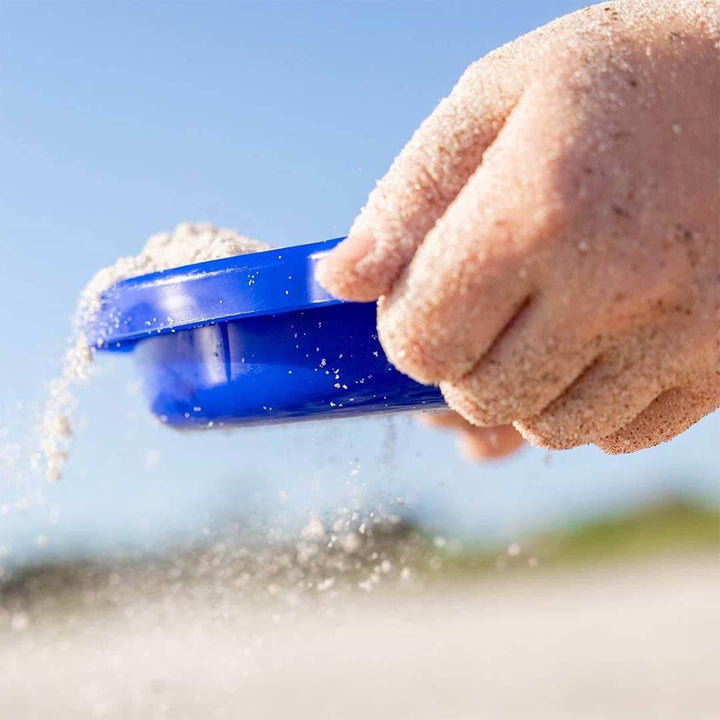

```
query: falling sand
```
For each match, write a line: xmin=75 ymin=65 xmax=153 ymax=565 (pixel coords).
xmin=40 ymin=223 xmax=269 ymax=483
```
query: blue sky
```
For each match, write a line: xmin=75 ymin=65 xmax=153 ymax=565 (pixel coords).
xmin=0 ymin=1 xmax=717 ymax=564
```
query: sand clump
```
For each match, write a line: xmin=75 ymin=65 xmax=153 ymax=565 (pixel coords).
xmin=40 ymin=223 xmax=269 ymax=483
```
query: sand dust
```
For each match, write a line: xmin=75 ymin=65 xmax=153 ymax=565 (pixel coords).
xmin=39 ymin=223 xmax=269 ymax=482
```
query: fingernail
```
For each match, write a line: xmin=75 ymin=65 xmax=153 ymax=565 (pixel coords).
xmin=326 ymin=229 xmax=375 ymax=265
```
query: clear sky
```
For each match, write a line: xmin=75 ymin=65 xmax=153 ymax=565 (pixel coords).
xmin=0 ymin=1 xmax=717 ymax=565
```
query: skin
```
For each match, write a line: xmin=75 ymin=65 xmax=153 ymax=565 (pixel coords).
xmin=419 ymin=412 xmax=524 ymax=460
xmin=317 ymin=0 xmax=720 ymax=454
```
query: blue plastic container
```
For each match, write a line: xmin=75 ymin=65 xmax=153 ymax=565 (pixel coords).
xmin=88 ymin=238 xmax=445 ymax=428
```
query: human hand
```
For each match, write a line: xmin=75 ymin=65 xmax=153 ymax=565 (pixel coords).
xmin=318 ymin=0 xmax=719 ymax=453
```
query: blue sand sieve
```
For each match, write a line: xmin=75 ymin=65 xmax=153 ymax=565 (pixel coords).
xmin=86 ymin=238 xmax=445 ymax=428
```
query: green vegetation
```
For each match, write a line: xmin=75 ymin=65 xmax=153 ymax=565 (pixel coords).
xmin=532 ymin=498 xmax=718 ymax=565
xmin=440 ymin=498 xmax=719 ymax=577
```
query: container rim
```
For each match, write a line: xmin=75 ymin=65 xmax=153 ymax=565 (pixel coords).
xmin=86 ymin=237 xmax=349 ymax=351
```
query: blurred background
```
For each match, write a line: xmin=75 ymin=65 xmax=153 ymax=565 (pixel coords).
xmin=0 ymin=2 xmax=717 ymax=718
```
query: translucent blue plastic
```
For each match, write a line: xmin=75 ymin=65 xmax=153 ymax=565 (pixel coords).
xmin=88 ymin=238 xmax=445 ymax=428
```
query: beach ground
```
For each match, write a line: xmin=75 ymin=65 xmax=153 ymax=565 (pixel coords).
xmin=1 ymin=552 xmax=717 ymax=720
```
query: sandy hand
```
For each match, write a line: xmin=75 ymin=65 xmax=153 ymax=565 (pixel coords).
xmin=318 ymin=0 xmax=720 ymax=454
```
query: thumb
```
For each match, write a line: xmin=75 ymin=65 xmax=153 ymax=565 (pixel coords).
xmin=316 ymin=56 xmax=523 ymax=301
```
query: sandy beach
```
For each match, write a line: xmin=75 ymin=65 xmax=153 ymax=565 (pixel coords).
xmin=1 ymin=552 xmax=717 ymax=719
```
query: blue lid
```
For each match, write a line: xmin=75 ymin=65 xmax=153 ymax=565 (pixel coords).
xmin=87 ymin=237 xmax=346 ymax=350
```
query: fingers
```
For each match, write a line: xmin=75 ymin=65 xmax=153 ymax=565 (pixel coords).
xmin=516 ymin=336 xmax=670 ymax=449
xmin=316 ymin=56 xmax=524 ymax=301
xmin=457 ymin=424 xmax=524 ymax=460
xmin=418 ymin=409 xmax=471 ymax=431
xmin=375 ymin=85 xmax=568 ymax=386
xmin=597 ymin=375 xmax=720 ymax=454
xmin=439 ymin=297 xmax=603 ymax=426
xmin=418 ymin=411 xmax=523 ymax=460
xmin=377 ymin=227 xmax=533 ymax=386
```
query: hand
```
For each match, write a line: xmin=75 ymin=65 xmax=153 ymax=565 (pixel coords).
xmin=318 ymin=0 xmax=719 ymax=454
xmin=419 ymin=411 xmax=523 ymax=460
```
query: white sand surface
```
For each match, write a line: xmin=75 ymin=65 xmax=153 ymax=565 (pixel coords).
xmin=1 ymin=553 xmax=717 ymax=720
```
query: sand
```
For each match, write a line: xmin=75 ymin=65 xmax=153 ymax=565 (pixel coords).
xmin=40 ymin=223 xmax=268 ymax=482
xmin=0 ymin=553 xmax=716 ymax=719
